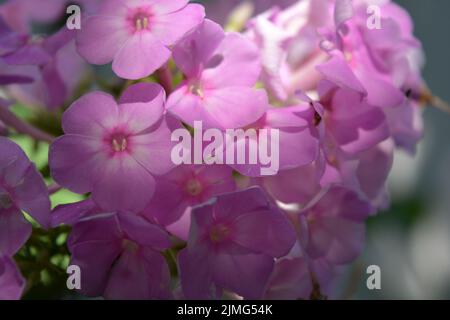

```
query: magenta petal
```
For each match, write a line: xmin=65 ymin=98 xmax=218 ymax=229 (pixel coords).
xmin=71 ymin=240 xmax=121 ymax=297
xmin=264 ymin=258 xmax=312 ymax=300
xmin=131 ymin=119 xmax=176 ymax=176
xmin=112 ymin=32 xmax=171 ymax=80
xmin=2 ymin=43 xmax=51 ymax=65
xmin=104 ymin=248 xmax=172 ymax=300
xmin=144 ymin=165 xmax=236 ymax=227
xmin=303 ymin=186 xmax=372 ymax=264
xmin=264 ymin=108 xmax=320 ymax=172
xmin=173 ymin=19 xmax=225 ymax=78
xmin=49 ymin=135 xmax=107 ymax=194
xmin=51 ymin=199 xmax=97 ymax=227
xmin=178 ymin=249 xmax=213 ymax=299
xmin=62 ymin=91 xmax=119 ymax=136
xmin=317 ymin=55 xmax=366 ymax=94
xmin=357 ymin=70 xmax=405 ymax=108
xmin=0 ymin=137 xmax=30 ymax=187
xmin=151 ymin=0 xmax=189 ymax=14
xmin=212 ymin=253 xmax=274 ymax=299
xmin=41 ymin=60 xmax=67 ymax=110
xmin=151 ymin=4 xmax=205 ymax=46
xmin=233 ymin=208 xmax=296 ymax=258
xmin=0 ymin=137 xmax=50 ymax=228
xmin=76 ymin=15 xmax=128 ymax=65
xmin=202 ymin=33 xmax=261 ymax=88
xmin=0 ymin=207 xmax=32 ymax=256
xmin=118 ymin=214 xmax=171 ymax=250
xmin=143 ymin=179 xmax=188 ymax=226
xmin=0 ymin=256 xmax=25 ymax=300
xmin=118 ymin=83 xmax=165 ymax=133
xmin=204 ymin=87 xmax=269 ymax=129
xmin=385 ymin=100 xmax=423 ymax=154
xmin=68 ymin=214 xmax=122 ymax=297
xmin=278 ymin=128 xmax=319 ymax=170
xmin=167 ymin=88 xmax=222 ymax=128
xmin=310 ymin=186 xmax=373 ymax=222
xmin=308 ymin=216 xmax=365 ymax=264
xmin=213 ymin=187 xmax=272 ymax=222
xmin=329 ymin=106 xmax=390 ymax=155
xmin=259 ymin=161 xmax=323 ymax=205
xmin=92 ymin=156 xmax=156 ymax=212
xmin=357 ymin=140 xmax=394 ymax=202
xmin=12 ymin=165 xmax=51 ymax=228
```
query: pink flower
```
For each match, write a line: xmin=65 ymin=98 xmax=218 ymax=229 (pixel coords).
xmin=255 ymin=158 xmax=325 ymax=206
xmin=263 ymin=184 xmax=372 ymax=299
xmin=49 ymin=83 xmax=175 ymax=212
xmin=263 ymin=256 xmax=335 ymax=299
xmin=316 ymin=77 xmax=390 ymax=156
xmin=167 ymin=19 xmax=268 ymax=129
xmin=319 ymin=0 xmax=424 ymax=152
xmin=178 ymin=187 xmax=296 ymax=299
xmin=2 ymin=27 xmax=88 ymax=110
xmin=76 ymin=0 xmax=205 ymax=80
xmin=0 ymin=255 xmax=25 ymax=300
xmin=322 ymin=139 xmax=394 ymax=209
xmin=66 ymin=211 xmax=172 ymax=299
xmin=143 ymin=164 xmax=236 ymax=238
xmin=222 ymin=102 xmax=320 ymax=177
xmin=247 ymin=0 xmax=330 ymax=102
xmin=0 ymin=137 xmax=51 ymax=257
xmin=298 ymin=185 xmax=373 ymax=264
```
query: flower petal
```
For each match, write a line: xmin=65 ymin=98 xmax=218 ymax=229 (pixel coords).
xmin=151 ymin=4 xmax=205 ymax=46
xmin=62 ymin=91 xmax=119 ymax=137
xmin=118 ymin=83 xmax=165 ymax=133
xmin=92 ymin=156 xmax=156 ymax=212
xmin=0 ymin=256 xmax=25 ymax=300
xmin=212 ymin=252 xmax=274 ymax=299
xmin=112 ymin=32 xmax=170 ymax=80
xmin=49 ymin=135 xmax=107 ymax=194
xmin=0 ymin=207 xmax=32 ymax=256
xmin=76 ymin=15 xmax=128 ymax=65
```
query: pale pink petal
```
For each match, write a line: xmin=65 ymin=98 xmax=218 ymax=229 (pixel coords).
xmin=112 ymin=32 xmax=170 ymax=80
xmin=76 ymin=15 xmax=128 ymax=65
xmin=151 ymin=4 xmax=205 ymax=46
xmin=49 ymin=135 xmax=107 ymax=194
xmin=202 ymin=33 xmax=261 ymax=88
xmin=118 ymin=83 xmax=165 ymax=133
xmin=92 ymin=156 xmax=156 ymax=212
xmin=62 ymin=91 xmax=119 ymax=137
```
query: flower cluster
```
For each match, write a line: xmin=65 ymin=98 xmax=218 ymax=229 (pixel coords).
xmin=0 ymin=0 xmax=429 ymax=300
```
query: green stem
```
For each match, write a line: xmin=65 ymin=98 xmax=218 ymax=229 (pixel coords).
xmin=0 ymin=102 xmax=55 ymax=144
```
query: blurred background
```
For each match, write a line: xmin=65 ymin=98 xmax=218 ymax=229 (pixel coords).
xmin=354 ymin=0 xmax=450 ymax=299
